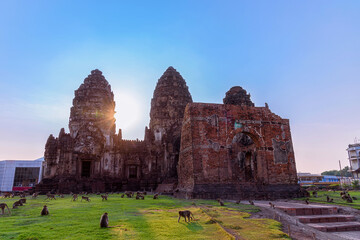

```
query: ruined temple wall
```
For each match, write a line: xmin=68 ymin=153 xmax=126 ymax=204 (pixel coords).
xmin=178 ymin=103 xmax=298 ymax=192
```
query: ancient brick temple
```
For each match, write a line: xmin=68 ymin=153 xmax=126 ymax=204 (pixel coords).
xmin=38 ymin=68 xmax=302 ymax=199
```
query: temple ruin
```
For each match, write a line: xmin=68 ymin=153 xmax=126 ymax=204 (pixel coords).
xmin=37 ymin=67 xmax=302 ymax=199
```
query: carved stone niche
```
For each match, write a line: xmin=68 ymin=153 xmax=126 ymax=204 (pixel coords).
xmin=272 ymin=139 xmax=293 ymax=164
xmin=230 ymin=132 xmax=257 ymax=182
xmin=74 ymin=124 xmax=105 ymax=155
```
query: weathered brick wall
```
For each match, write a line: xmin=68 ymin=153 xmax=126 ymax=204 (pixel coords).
xmin=177 ymin=103 xmax=300 ymax=199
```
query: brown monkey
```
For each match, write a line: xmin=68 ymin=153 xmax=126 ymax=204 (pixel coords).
xmin=178 ymin=210 xmax=194 ymax=222
xmin=46 ymin=194 xmax=56 ymax=200
xmin=72 ymin=194 xmax=78 ymax=201
xmin=81 ymin=196 xmax=90 ymax=202
xmin=269 ymin=202 xmax=275 ymax=209
xmin=19 ymin=198 xmax=26 ymax=204
xmin=0 ymin=203 xmax=11 ymax=215
xmin=136 ymin=194 xmax=144 ymax=200
xmin=219 ymin=200 xmax=225 ymax=206
xmin=100 ymin=212 xmax=109 ymax=228
xmin=121 ymin=194 xmax=125 ymax=198
xmin=101 ymin=195 xmax=108 ymax=201
xmin=125 ymin=191 xmax=133 ymax=198
xmin=249 ymin=200 xmax=254 ymax=205
xmin=13 ymin=200 xmax=23 ymax=209
xmin=3 ymin=193 xmax=11 ymax=198
xmin=153 ymin=193 xmax=159 ymax=199
xmin=305 ymin=198 xmax=309 ymax=205
xmin=41 ymin=205 xmax=49 ymax=216
xmin=32 ymin=193 xmax=39 ymax=199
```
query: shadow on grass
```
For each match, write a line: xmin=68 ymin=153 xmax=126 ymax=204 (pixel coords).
xmin=178 ymin=221 xmax=204 ymax=232
xmin=125 ymin=209 xmax=158 ymax=239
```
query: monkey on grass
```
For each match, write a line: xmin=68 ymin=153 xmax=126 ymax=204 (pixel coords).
xmin=81 ymin=196 xmax=91 ymax=202
xmin=178 ymin=210 xmax=195 ymax=223
xmin=0 ymin=203 xmax=11 ymax=215
xmin=101 ymin=195 xmax=108 ymax=201
xmin=99 ymin=213 xmax=122 ymax=228
xmin=71 ymin=194 xmax=78 ymax=201
xmin=100 ymin=212 xmax=109 ymax=228
xmin=12 ymin=200 xmax=23 ymax=209
xmin=41 ymin=205 xmax=49 ymax=216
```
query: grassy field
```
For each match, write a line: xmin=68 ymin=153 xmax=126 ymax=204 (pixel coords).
xmin=0 ymin=194 xmax=289 ymax=240
xmin=299 ymin=190 xmax=360 ymax=210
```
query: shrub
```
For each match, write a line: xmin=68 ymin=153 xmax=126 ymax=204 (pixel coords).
xmin=352 ymin=180 xmax=360 ymax=190
xmin=329 ymin=184 xmax=340 ymax=190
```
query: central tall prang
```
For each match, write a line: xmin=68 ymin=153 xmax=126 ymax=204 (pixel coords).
xmin=69 ymin=69 xmax=116 ymax=154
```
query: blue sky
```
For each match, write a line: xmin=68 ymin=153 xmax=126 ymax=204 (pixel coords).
xmin=0 ymin=1 xmax=359 ymax=173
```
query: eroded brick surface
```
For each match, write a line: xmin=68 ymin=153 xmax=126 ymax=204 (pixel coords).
xmin=176 ymin=102 xmax=301 ymax=199
xmin=38 ymin=67 xmax=302 ymax=199
xmin=38 ymin=67 xmax=191 ymax=193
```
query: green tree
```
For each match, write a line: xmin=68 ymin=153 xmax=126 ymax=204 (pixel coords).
xmin=321 ymin=166 xmax=352 ymax=177
xmin=352 ymin=180 xmax=360 ymax=190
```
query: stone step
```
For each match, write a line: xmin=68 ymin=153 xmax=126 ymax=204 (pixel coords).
xmin=275 ymin=205 xmax=338 ymax=216
xmin=307 ymin=222 xmax=360 ymax=232
xmin=297 ymin=214 xmax=356 ymax=223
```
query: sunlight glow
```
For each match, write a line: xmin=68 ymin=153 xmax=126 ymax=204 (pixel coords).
xmin=114 ymin=90 xmax=142 ymax=136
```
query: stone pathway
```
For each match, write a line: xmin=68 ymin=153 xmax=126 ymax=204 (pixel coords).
xmin=249 ymin=201 xmax=360 ymax=240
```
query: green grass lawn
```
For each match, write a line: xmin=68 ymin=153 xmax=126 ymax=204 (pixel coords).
xmin=0 ymin=194 xmax=289 ymax=240
xmin=299 ymin=190 xmax=360 ymax=210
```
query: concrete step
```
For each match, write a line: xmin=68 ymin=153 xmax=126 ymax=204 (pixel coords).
xmin=297 ymin=214 xmax=356 ymax=223
xmin=307 ymin=222 xmax=360 ymax=232
xmin=275 ymin=205 xmax=338 ymax=216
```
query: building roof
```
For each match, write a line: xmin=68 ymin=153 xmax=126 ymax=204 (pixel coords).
xmin=297 ymin=172 xmax=322 ymax=177
xmin=0 ymin=157 xmax=44 ymax=162
xmin=347 ymin=143 xmax=360 ymax=149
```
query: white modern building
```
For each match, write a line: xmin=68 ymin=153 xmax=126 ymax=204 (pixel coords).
xmin=347 ymin=143 xmax=360 ymax=179
xmin=0 ymin=158 xmax=44 ymax=192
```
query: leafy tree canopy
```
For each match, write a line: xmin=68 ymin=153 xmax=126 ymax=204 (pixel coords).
xmin=321 ymin=166 xmax=352 ymax=177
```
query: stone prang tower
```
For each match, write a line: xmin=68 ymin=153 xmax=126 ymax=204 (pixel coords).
xmin=69 ymin=69 xmax=116 ymax=154
xmin=146 ymin=66 xmax=193 ymax=182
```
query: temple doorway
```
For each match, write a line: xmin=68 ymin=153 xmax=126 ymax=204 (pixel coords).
xmin=231 ymin=132 xmax=257 ymax=181
xmin=81 ymin=161 xmax=91 ymax=178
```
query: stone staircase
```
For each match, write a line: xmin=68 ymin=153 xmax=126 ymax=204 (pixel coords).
xmin=276 ymin=203 xmax=360 ymax=232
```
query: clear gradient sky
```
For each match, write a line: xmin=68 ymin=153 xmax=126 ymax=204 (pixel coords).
xmin=0 ymin=1 xmax=359 ymax=174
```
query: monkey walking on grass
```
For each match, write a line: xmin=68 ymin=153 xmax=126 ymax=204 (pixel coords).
xmin=12 ymin=200 xmax=23 ymax=209
xmin=101 ymin=195 xmax=108 ymax=201
xmin=0 ymin=203 xmax=11 ymax=215
xmin=178 ymin=210 xmax=195 ymax=223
